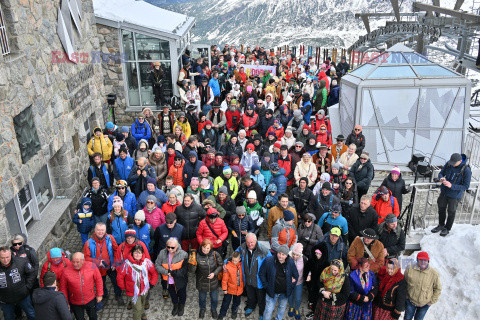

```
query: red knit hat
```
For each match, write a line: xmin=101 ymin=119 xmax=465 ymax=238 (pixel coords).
xmin=124 ymin=229 xmax=137 ymax=238
xmin=417 ymin=251 xmax=430 ymax=261
xmin=246 ymin=143 xmax=254 ymax=150
xmin=303 ymin=124 xmax=310 ymax=130
xmin=205 ymin=120 xmax=213 ymax=126
xmin=273 ymin=142 xmax=281 ymax=149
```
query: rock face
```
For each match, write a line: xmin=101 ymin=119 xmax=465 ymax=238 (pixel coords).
xmin=0 ymin=0 xmax=105 ymax=248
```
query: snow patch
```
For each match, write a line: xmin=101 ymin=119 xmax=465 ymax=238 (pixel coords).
xmin=414 ymin=224 xmax=480 ymax=320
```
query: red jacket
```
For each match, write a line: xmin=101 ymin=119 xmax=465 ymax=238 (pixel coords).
xmin=242 ymin=113 xmax=258 ymax=136
xmin=83 ymin=234 xmax=118 ymax=276
xmin=371 ymin=192 xmax=400 ymax=224
xmin=116 ymin=254 xmax=158 ymax=297
xmin=311 ymin=116 xmax=332 ymax=135
xmin=316 ymin=130 xmax=332 ymax=148
xmin=161 ymin=200 xmax=181 ymax=215
xmin=278 ymin=155 xmax=295 ymax=186
xmin=116 ymin=240 xmax=151 ymax=265
xmin=266 ymin=125 xmax=285 ymax=139
xmin=60 ymin=261 xmax=103 ymax=305
xmin=40 ymin=251 xmax=72 ymax=287
xmin=318 ymin=71 xmax=330 ymax=94
xmin=142 ymin=206 xmax=165 ymax=230
xmin=168 ymin=160 xmax=185 ymax=188
xmin=226 ymin=109 xmax=242 ymax=132
xmin=198 ymin=120 xmax=207 ymax=134
xmin=196 ymin=218 xmax=228 ymax=248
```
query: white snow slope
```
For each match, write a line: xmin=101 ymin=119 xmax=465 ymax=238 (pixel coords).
xmin=413 ymin=224 xmax=480 ymax=320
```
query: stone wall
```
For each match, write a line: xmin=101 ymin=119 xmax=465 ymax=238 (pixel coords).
xmin=0 ymin=0 xmax=105 ymax=245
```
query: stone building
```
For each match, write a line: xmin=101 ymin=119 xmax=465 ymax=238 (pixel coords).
xmin=0 ymin=0 xmax=105 ymax=258
xmin=93 ymin=0 xmax=195 ymax=123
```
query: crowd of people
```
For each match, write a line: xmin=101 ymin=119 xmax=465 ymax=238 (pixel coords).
xmin=3 ymin=43 xmax=475 ymax=320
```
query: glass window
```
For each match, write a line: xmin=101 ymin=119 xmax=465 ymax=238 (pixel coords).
xmin=125 ymin=62 xmax=140 ymax=106
xmin=368 ymin=66 xmax=416 ymax=78
xmin=350 ymin=64 xmax=375 ymax=79
xmin=136 ymin=34 xmax=170 ymax=60
xmin=413 ymin=65 xmax=458 ymax=77
xmin=32 ymin=165 xmax=53 ymax=213
xmin=0 ymin=5 xmax=10 ymax=56
xmin=121 ymin=30 xmax=135 ymax=61
xmin=139 ymin=61 xmax=172 ymax=106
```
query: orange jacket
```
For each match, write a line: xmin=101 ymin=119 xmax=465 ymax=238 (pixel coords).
xmin=168 ymin=160 xmax=185 ymax=188
xmin=371 ymin=192 xmax=400 ymax=224
xmin=221 ymin=260 xmax=244 ymax=296
xmin=161 ymin=200 xmax=181 ymax=215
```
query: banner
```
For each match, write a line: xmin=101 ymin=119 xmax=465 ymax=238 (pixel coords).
xmin=241 ymin=64 xmax=276 ymax=77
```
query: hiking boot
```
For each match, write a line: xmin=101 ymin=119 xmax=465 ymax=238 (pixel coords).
xmin=144 ymin=301 xmax=150 ymax=310
xmin=245 ymin=308 xmax=254 ymax=317
xmin=171 ymin=304 xmax=179 ymax=316
xmin=231 ymin=311 xmax=237 ymax=319
xmin=127 ymin=301 xmax=132 ymax=310
xmin=440 ymin=228 xmax=450 ymax=237
xmin=431 ymin=225 xmax=445 ymax=233
xmin=199 ymin=308 xmax=206 ymax=318
xmin=212 ymin=309 xmax=218 ymax=318
xmin=295 ymin=309 xmax=300 ymax=320
xmin=288 ymin=307 xmax=294 ymax=317
xmin=163 ymin=289 xmax=169 ymax=299
xmin=305 ymin=312 xmax=315 ymax=320
xmin=178 ymin=304 xmax=185 ymax=316
xmin=115 ymin=295 xmax=125 ymax=306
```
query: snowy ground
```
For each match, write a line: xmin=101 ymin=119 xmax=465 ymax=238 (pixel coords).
xmin=405 ymin=224 xmax=480 ymax=320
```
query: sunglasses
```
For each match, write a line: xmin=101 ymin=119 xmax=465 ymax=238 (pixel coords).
xmin=295 ymin=145 xmax=302 ymax=148
xmin=305 ymin=220 xmax=312 ymax=224
xmin=167 ymin=246 xmax=176 ymax=250
xmin=117 ymin=187 xmax=126 ymax=190
xmin=345 ymin=182 xmax=353 ymax=185
xmin=138 ymin=117 xmax=144 ymax=120
xmin=12 ymin=242 xmax=22 ymax=247
xmin=320 ymin=128 xmax=326 ymax=131
xmin=360 ymin=158 xmax=368 ymax=160
xmin=237 ymin=214 xmax=245 ymax=217
xmin=354 ymin=129 xmax=361 ymax=131
xmin=147 ymin=201 xmax=155 ymax=204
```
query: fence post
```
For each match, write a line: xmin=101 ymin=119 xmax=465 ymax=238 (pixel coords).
xmin=470 ymin=184 xmax=480 ymax=224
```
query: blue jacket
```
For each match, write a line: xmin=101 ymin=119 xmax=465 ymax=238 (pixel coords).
xmin=438 ymin=154 xmax=471 ymax=199
xmin=131 ymin=119 xmax=152 ymax=143
xmin=251 ymin=173 xmax=266 ymax=191
xmin=260 ymin=168 xmax=272 ymax=186
xmin=152 ymin=223 xmax=184 ymax=262
xmin=328 ymin=85 xmax=340 ymax=106
xmin=137 ymin=188 xmax=168 ymax=210
xmin=73 ymin=198 xmax=95 ymax=234
xmin=318 ymin=232 xmax=347 ymax=265
xmin=301 ymin=101 xmax=312 ymax=124
xmin=209 ymin=78 xmax=220 ymax=97
xmin=133 ymin=222 xmax=152 ymax=251
xmin=270 ymin=167 xmax=287 ymax=195
xmin=237 ymin=242 xmax=271 ymax=289
xmin=108 ymin=214 xmax=129 ymax=245
xmin=259 ymin=255 xmax=299 ymax=298
xmin=108 ymin=190 xmax=137 ymax=218
xmin=318 ymin=212 xmax=348 ymax=235
xmin=183 ymin=154 xmax=204 ymax=187
xmin=113 ymin=156 xmax=135 ymax=181
xmin=228 ymin=215 xmax=255 ymax=242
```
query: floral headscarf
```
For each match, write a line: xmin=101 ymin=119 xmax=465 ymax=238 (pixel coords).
xmin=320 ymin=259 xmax=345 ymax=293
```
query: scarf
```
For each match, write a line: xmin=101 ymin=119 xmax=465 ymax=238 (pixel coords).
xmin=125 ymin=258 xmax=152 ymax=304
xmin=320 ymin=259 xmax=345 ymax=293
xmin=378 ymin=259 xmax=404 ymax=297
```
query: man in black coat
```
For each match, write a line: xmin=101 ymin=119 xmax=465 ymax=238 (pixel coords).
xmin=378 ymin=214 xmax=406 ymax=258
xmin=0 ymin=246 xmax=36 ymax=320
xmin=346 ymin=195 xmax=379 ymax=244
xmin=32 ymin=272 xmax=72 ymax=320
xmin=78 ymin=178 xmax=109 ymax=223
xmin=127 ymin=157 xmax=157 ymax=197
xmin=259 ymin=109 xmax=274 ymax=137
xmin=238 ymin=175 xmax=265 ymax=206
xmin=289 ymin=177 xmax=315 ymax=221
xmin=216 ymin=187 xmax=237 ymax=224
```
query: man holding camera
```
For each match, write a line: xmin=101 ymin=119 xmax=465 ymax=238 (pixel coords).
xmin=431 ymin=153 xmax=471 ymax=236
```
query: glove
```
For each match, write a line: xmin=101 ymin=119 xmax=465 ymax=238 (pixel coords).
xmin=391 ymin=311 xmax=400 ymax=319
xmin=375 ymin=194 xmax=381 ymax=201
xmin=348 ymin=200 xmax=353 ymax=205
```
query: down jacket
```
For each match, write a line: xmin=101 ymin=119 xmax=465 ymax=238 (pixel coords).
xmin=116 ymin=253 xmax=158 ymax=297
xmin=236 ymin=242 xmax=271 ymax=289
xmin=194 ymin=250 xmax=223 ymax=292
xmin=142 ymin=206 xmax=165 ymax=230
xmin=349 ymin=158 xmax=374 ymax=192
xmin=87 ymin=127 xmax=113 ymax=161
xmin=175 ymin=202 xmax=206 ymax=240
xmin=60 ymin=261 xmax=103 ymax=305
xmin=40 ymin=250 xmax=72 ymax=287
xmin=269 ymin=167 xmax=287 ymax=195
xmin=196 ymin=217 xmax=228 ymax=249
xmin=222 ymin=259 xmax=244 ymax=296
xmin=155 ymin=247 xmax=189 ymax=290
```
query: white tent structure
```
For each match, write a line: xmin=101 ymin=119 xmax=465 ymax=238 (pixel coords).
xmin=339 ymin=44 xmax=471 ymax=166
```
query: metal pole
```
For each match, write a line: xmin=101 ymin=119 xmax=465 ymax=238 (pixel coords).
xmin=469 ymin=184 xmax=480 ymax=224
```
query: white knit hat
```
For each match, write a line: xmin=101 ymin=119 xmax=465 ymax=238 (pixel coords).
xmin=247 ymin=190 xmax=257 ymax=200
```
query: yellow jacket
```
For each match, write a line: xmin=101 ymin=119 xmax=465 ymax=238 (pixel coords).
xmin=173 ymin=120 xmax=191 ymax=140
xmin=87 ymin=127 xmax=113 ymax=161
xmin=404 ymin=264 xmax=442 ymax=307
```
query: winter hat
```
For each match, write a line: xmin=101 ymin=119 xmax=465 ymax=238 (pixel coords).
xmin=174 ymin=154 xmax=183 ymax=161
xmin=94 ymin=127 xmax=102 ymax=134
xmin=231 ymin=166 xmax=240 ymax=174
xmin=277 ymin=245 xmax=290 ymax=256
xmin=116 ymin=132 xmax=125 ymax=142
xmin=200 ymin=178 xmax=210 ymax=189
xmin=285 ymin=126 xmax=293 ymax=134
xmin=112 ymin=197 xmax=123 ymax=208
xmin=293 ymin=109 xmax=302 ymax=118
xmin=253 ymin=133 xmax=262 ymax=141
xmin=302 ymin=124 xmax=310 ymax=131
xmin=417 ymin=251 xmax=430 ymax=261
xmin=165 ymin=212 xmax=177 ymax=224
xmin=317 ymin=109 xmax=325 ymax=116
xmin=188 ymin=151 xmax=197 ymax=159
xmin=361 ymin=228 xmax=379 ymax=240
xmin=320 ymin=172 xmax=331 ymax=182
xmin=332 ymin=204 xmax=342 ymax=213
xmin=299 ymin=177 xmax=308 ymax=185
xmin=378 ymin=186 xmax=389 ymax=195
xmin=391 ymin=166 xmax=401 ymax=175
xmin=283 ymin=210 xmax=295 ymax=222
xmin=274 ymin=119 xmax=280 ymax=125
xmin=280 ymin=145 xmax=288 ymax=151
xmin=146 ymin=195 xmax=157 ymax=203
xmin=247 ymin=190 xmax=257 ymax=200
xmin=218 ymin=186 xmax=229 ymax=195
xmin=385 ymin=213 xmax=398 ymax=224
xmin=205 ymin=120 xmax=213 ymax=126
xmin=266 ymin=109 xmax=274 ymax=115
xmin=322 ymin=182 xmax=331 ymax=190
xmin=124 ymin=229 xmax=137 ymax=238
xmin=295 ymin=141 xmax=304 ymax=147
xmin=157 ymin=135 xmax=166 ymax=144
xmin=330 ymin=227 xmax=342 ymax=237
xmin=291 ymin=243 xmax=303 ymax=257
xmin=223 ymin=166 xmax=232 ymax=175
xmin=251 ymin=164 xmax=260 ymax=173
xmin=134 ymin=210 xmax=145 ymax=221
xmin=263 ymin=151 xmax=272 ymax=158
xmin=236 ymin=206 xmax=246 ymax=215
xmin=267 ymin=184 xmax=277 ymax=193
xmin=207 ymin=208 xmax=219 ymax=217
xmin=199 ymin=166 xmax=209 ymax=174
xmin=267 ymin=131 xmax=276 ymax=138
xmin=273 ymin=142 xmax=281 ymax=149
xmin=246 ymin=86 xmax=253 ymax=93
xmin=246 ymin=143 xmax=255 ymax=150
xmin=49 ymin=248 xmax=62 ymax=259
xmin=121 ymin=126 xmax=130 ymax=133
xmin=106 ymin=122 xmax=114 ymax=130
xmin=167 ymin=143 xmax=175 ymax=150
xmin=332 ymin=162 xmax=341 ymax=171
xmin=190 ymin=177 xmax=200 ymax=187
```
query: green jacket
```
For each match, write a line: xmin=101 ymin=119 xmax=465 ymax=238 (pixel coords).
xmin=244 ymin=201 xmax=263 ymax=221
xmin=313 ymin=87 xmax=328 ymax=111
xmin=206 ymin=195 xmax=227 ymax=219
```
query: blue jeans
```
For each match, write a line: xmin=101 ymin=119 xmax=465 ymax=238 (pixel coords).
xmin=1 ymin=295 xmax=35 ymax=320
xmin=404 ymin=299 xmax=431 ymax=320
xmin=80 ymin=233 xmax=89 ymax=245
xmin=198 ymin=290 xmax=218 ymax=311
xmin=263 ymin=293 xmax=288 ymax=320
xmin=288 ymin=284 xmax=303 ymax=310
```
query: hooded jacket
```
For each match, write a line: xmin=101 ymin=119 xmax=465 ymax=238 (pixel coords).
xmin=222 ymin=259 xmax=244 ymax=296
xmin=267 ymin=204 xmax=298 ymax=238
xmin=83 ymin=234 xmax=118 ymax=276
xmin=294 ymin=158 xmax=317 ymax=187
xmin=346 ymin=130 xmax=366 ymax=156
xmin=87 ymin=127 xmax=113 ymax=161
xmin=131 ymin=119 xmax=152 ymax=143
xmin=116 ymin=238 xmax=150 ymax=264
xmin=152 ymin=223 xmax=184 ymax=262
xmin=259 ymin=116 xmax=275 ymax=137
xmin=183 ymin=152 xmax=204 ymax=187
xmin=60 ymin=260 xmax=103 ymax=305
xmin=32 ymin=286 xmax=72 ymax=320
xmin=73 ymin=197 xmax=96 ymax=234
xmin=287 ymin=110 xmax=305 ymax=137
xmin=381 ymin=173 xmax=408 ymax=211
xmin=106 ymin=210 xmax=132 ymax=244
xmin=142 ymin=205 xmax=165 ymax=230
xmin=270 ymin=167 xmax=288 ymax=195
xmin=297 ymin=221 xmax=323 ymax=258
xmin=214 ymin=174 xmax=239 ymax=199
xmin=196 ymin=217 xmax=228 ymax=249
xmin=349 ymin=158 xmax=374 ymax=192
xmin=240 ymin=151 xmax=259 ymax=173
xmin=167 ymin=159 xmax=185 ymax=189
xmin=438 ymin=154 xmax=472 ymax=199
xmin=40 ymin=250 xmax=72 ymax=287
xmin=175 ymin=202 xmax=206 ymax=240
xmin=148 ymin=151 xmax=168 ymax=187
xmin=173 ymin=119 xmax=191 ymax=140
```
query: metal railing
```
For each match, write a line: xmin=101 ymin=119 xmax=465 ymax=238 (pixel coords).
xmin=404 ymin=181 xmax=480 ymax=233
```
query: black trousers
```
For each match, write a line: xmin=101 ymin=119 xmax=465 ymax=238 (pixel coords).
xmin=219 ymin=293 xmax=241 ymax=317
xmin=245 ymin=285 xmax=266 ymax=316
xmin=437 ymin=193 xmax=460 ymax=230
xmin=153 ymin=85 xmax=166 ymax=106
xmin=168 ymin=286 xmax=187 ymax=304
xmin=71 ymin=298 xmax=97 ymax=320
